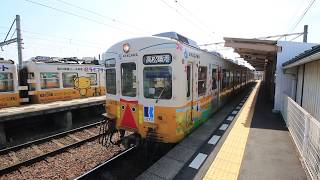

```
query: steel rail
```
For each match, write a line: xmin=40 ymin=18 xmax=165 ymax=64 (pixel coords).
xmin=0 ymin=120 xmax=102 ymax=155
xmin=74 ymin=146 xmax=136 ymax=180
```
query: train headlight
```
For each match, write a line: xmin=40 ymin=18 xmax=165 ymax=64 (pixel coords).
xmin=123 ymin=43 xmax=130 ymax=53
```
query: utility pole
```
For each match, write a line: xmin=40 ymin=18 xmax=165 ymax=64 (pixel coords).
xmin=0 ymin=15 xmax=23 ymax=69
xmin=303 ymin=25 xmax=308 ymax=43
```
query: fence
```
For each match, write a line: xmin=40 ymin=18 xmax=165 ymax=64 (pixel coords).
xmin=283 ymin=95 xmax=320 ymax=180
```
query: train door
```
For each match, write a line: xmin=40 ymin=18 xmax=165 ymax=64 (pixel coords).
xmin=211 ymin=64 xmax=220 ymax=112
xmin=118 ymin=62 xmax=139 ymax=131
xmin=186 ymin=62 xmax=197 ymax=132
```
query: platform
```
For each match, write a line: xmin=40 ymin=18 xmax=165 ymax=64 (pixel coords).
xmin=138 ymin=81 xmax=307 ymax=180
xmin=0 ymin=96 xmax=106 ymax=122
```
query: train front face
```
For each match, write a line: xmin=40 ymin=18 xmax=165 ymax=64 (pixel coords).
xmin=103 ymin=37 xmax=187 ymax=143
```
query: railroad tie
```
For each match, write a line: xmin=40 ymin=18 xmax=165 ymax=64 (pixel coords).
xmin=68 ymin=134 xmax=82 ymax=142
xmin=8 ymin=151 xmax=20 ymax=164
xmin=31 ymin=145 xmax=44 ymax=155
xmin=84 ymin=129 xmax=96 ymax=136
xmin=51 ymin=139 xmax=65 ymax=148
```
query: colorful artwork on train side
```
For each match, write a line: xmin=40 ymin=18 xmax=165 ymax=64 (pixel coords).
xmin=0 ymin=93 xmax=20 ymax=109
xmin=0 ymin=65 xmax=9 ymax=71
xmin=29 ymin=86 xmax=105 ymax=104
xmin=74 ymin=76 xmax=91 ymax=96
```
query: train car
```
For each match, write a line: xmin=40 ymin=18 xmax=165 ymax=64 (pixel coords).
xmin=23 ymin=59 xmax=106 ymax=104
xmin=102 ymin=32 xmax=254 ymax=144
xmin=0 ymin=59 xmax=20 ymax=109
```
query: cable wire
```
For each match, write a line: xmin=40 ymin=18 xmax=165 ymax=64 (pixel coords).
xmin=54 ymin=0 xmax=146 ymax=33
xmin=175 ymin=1 xmax=215 ymax=38
xmin=288 ymin=0 xmax=316 ymax=32
xmin=3 ymin=19 xmax=16 ymax=42
xmin=23 ymin=0 xmax=138 ymax=34
xmin=159 ymin=0 xmax=212 ymax=38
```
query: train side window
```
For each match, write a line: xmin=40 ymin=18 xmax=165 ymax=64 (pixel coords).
xmin=222 ymin=69 xmax=227 ymax=89
xmin=87 ymin=73 xmax=97 ymax=86
xmin=198 ymin=66 xmax=207 ymax=96
xmin=211 ymin=68 xmax=217 ymax=90
xmin=143 ymin=66 xmax=172 ymax=100
xmin=0 ymin=72 xmax=14 ymax=92
xmin=187 ymin=65 xmax=190 ymax=98
xmin=40 ymin=72 xmax=60 ymax=89
xmin=62 ymin=72 xmax=78 ymax=88
xmin=121 ymin=63 xmax=136 ymax=97
xmin=106 ymin=69 xmax=116 ymax=95
xmin=105 ymin=58 xmax=116 ymax=68
xmin=226 ymin=70 xmax=230 ymax=87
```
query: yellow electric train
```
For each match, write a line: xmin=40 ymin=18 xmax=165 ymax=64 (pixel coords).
xmin=0 ymin=57 xmax=106 ymax=109
xmin=102 ymin=32 xmax=254 ymax=145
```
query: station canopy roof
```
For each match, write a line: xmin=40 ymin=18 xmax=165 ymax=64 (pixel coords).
xmin=224 ymin=37 xmax=280 ymax=71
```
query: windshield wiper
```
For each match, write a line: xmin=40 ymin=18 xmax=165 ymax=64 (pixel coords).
xmin=156 ymin=87 xmax=166 ymax=103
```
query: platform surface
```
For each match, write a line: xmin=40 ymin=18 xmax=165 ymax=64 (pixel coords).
xmin=199 ymin=82 xmax=307 ymax=180
xmin=137 ymin=85 xmax=252 ymax=180
xmin=0 ymin=96 xmax=105 ymax=121
xmin=138 ymin=81 xmax=307 ymax=180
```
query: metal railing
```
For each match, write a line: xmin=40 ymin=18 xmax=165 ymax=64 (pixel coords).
xmin=282 ymin=95 xmax=320 ymax=180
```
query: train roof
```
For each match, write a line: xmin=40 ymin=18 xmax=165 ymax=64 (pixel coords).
xmin=27 ymin=56 xmax=101 ymax=65
xmin=0 ymin=59 xmax=15 ymax=64
xmin=105 ymin=33 xmax=254 ymax=71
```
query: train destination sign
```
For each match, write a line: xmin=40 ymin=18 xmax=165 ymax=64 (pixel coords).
xmin=143 ymin=54 xmax=172 ymax=65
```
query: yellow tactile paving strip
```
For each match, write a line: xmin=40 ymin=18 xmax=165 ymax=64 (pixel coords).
xmin=204 ymin=82 xmax=261 ymax=180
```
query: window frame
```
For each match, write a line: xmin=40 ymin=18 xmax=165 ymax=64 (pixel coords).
xmin=121 ymin=62 xmax=137 ymax=97
xmin=106 ymin=68 xmax=117 ymax=95
xmin=40 ymin=72 xmax=60 ymax=89
xmin=186 ymin=65 xmax=191 ymax=98
xmin=87 ymin=73 xmax=98 ymax=86
xmin=0 ymin=72 xmax=14 ymax=92
xmin=198 ymin=66 xmax=207 ymax=96
xmin=143 ymin=66 xmax=173 ymax=100
xmin=62 ymin=72 xmax=78 ymax=88
xmin=211 ymin=67 xmax=217 ymax=90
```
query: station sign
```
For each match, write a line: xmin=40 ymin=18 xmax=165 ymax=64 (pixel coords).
xmin=143 ymin=54 xmax=172 ymax=65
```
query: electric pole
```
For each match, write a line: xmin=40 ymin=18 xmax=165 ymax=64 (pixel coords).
xmin=0 ymin=15 xmax=23 ymax=69
xmin=303 ymin=25 xmax=308 ymax=43
xmin=16 ymin=15 xmax=23 ymax=69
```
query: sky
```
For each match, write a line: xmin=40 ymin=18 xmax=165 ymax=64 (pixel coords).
xmin=0 ymin=0 xmax=319 ymax=63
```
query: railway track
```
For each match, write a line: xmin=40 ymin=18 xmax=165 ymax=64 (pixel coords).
xmin=75 ymin=146 xmax=136 ymax=180
xmin=0 ymin=121 xmax=103 ymax=175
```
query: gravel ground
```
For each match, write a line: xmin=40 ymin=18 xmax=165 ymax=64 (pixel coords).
xmin=73 ymin=131 xmax=93 ymax=140
xmin=0 ymin=154 xmax=14 ymax=169
xmin=55 ymin=136 xmax=77 ymax=146
xmin=37 ymin=142 xmax=60 ymax=154
xmin=14 ymin=147 xmax=38 ymax=162
xmin=0 ymin=140 xmax=124 ymax=180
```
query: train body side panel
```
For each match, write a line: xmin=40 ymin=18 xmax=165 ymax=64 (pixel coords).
xmin=0 ymin=93 xmax=20 ymax=109
xmin=30 ymin=86 xmax=106 ymax=103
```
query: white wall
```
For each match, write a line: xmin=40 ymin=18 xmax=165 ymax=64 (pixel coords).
xmin=274 ymin=41 xmax=317 ymax=112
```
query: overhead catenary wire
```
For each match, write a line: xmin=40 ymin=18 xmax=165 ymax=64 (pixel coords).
xmin=289 ymin=33 xmax=303 ymax=41
xmin=159 ymin=0 xmax=215 ymax=39
xmin=23 ymin=0 xmax=140 ymax=35
xmin=53 ymin=0 xmax=147 ymax=34
xmin=288 ymin=0 xmax=316 ymax=33
xmin=175 ymin=1 xmax=216 ymax=38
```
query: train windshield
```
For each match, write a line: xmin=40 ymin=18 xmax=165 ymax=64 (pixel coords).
xmin=0 ymin=72 xmax=14 ymax=92
xmin=143 ymin=66 xmax=172 ymax=100
xmin=121 ymin=62 xmax=137 ymax=97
